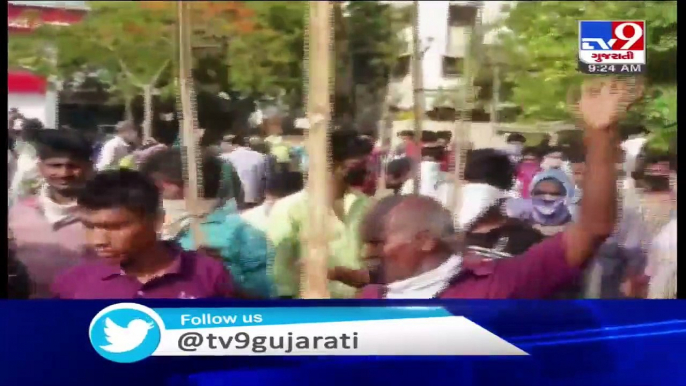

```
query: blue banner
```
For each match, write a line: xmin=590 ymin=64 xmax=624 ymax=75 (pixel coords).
xmin=1 ymin=300 xmax=685 ymax=386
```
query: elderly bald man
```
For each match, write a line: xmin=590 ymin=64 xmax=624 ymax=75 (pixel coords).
xmin=356 ymin=78 xmax=631 ymax=299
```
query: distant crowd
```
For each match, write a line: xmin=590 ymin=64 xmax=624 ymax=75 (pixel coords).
xmin=6 ymin=81 xmax=677 ymax=300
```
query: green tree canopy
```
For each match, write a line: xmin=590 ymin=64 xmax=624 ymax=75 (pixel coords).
xmin=500 ymin=1 xmax=676 ymax=148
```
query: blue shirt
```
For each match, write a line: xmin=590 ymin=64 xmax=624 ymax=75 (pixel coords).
xmin=175 ymin=204 xmax=275 ymax=298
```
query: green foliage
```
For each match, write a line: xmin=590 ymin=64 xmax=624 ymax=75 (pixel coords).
xmin=227 ymin=2 xmax=307 ymax=101
xmin=501 ymin=1 xmax=677 ymax=144
xmin=346 ymin=2 xmax=405 ymax=88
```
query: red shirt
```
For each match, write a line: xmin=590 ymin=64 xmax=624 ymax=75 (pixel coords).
xmin=359 ymin=233 xmax=580 ymax=299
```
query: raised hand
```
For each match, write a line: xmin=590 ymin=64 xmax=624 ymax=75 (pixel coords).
xmin=570 ymin=77 xmax=643 ymax=132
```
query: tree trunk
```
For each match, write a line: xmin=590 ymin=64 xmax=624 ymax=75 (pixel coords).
xmin=142 ymin=84 xmax=154 ymax=141
xmin=177 ymin=1 xmax=205 ymax=248
xmin=301 ymin=1 xmax=332 ymax=300
xmin=124 ymin=97 xmax=134 ymax=122
xmin=411 ymin=0 xmax=425 ymax=193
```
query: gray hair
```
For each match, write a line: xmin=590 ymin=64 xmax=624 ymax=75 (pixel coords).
xmin=386 ymin=195 xmax=462 ymax=253
xmin=262 ymin=106 xmax=284 ymax=121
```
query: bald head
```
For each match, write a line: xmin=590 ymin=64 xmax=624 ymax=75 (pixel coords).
xmin=385 ymin=195 xmax=456 ymax=245
xmin=375 ymin=195 xmax=461 ymax=283
xmin=360 ymin=195 xmax=406 ymax=244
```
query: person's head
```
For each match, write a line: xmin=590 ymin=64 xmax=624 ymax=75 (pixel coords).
xmin=140 ymin=148 xmax=222 ymax=200
xmin=330 ymin=129 xmax=373 ymax=189
xmin=220 ymin=134 xmax=236 ymax=153
xmin=505 ymin=133 xmax=526 ymax=159
xmin=359 ymin=194 xmax=406 ymax=283
xmin=436 ymin=131 xmax=452 ymax=147
xmin=20 ymin=119 xmax=44 ymax=140
xmin=35 ymin=129 xmax=93 ymax=196
xmin=373 ymin=195 xmax=458 ymax=283
xmin=459 ymin=149 xmax=514 ymax=229
xmin=529 ymin=168 xmax=575 ymax=225
xmin=507 ymin=133 xmax=526 ymax=145
xmin=77 ymin=170 xmax=161 ymax=264
xmin=540 ymin=146 xmax=566 ymax=170
xmin=115 ymin=121 xmax=138 ymax=144
xmin=419 ymin=131 xmax=442 ymax=161
xmin=262 ymin=106 xmax=283 ymax=136
xmin=248 ymin=136 xmax=268 ymax=153
xmin=265 ymin=171 xmax=304 ymax=201
xmin=398 ymin=130 xmax=415 ymax=143
xmin=521 ymin=146 xmax=540 ymax=163
xmin=385 ymin=157 xmax=413 ymax=192
xmin=567 ymin=150 xmax=586 ymax=188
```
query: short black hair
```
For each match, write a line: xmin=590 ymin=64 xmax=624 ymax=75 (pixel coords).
xmin=229 ymin=134 xmax=246 ymax=146
xmin=386 ymin=157 xmax=412 ymax=178
xmin=35 ymin=129 xmax=93 ymax=162
xmin=522 ymin=146 xmax=540 ymax=158
xmin=266 ymin=171 xmax=303 ymax=198
xmin=140 ymin=148 xmax=223 ymax=198
xmin=421 ymin=131 xmax=438 ymax=143
xmin=398 ymin=130 xmax=414 ymax=138
xmin=436 ymin=131 xmax=452 ymax=141
xmin=22 ymin=118 xmax=44 ymax=131
xmin=77 ymin=169 xmax=160 ymax=218
xmin=507 ymin=133 xmax=527 ymax=144
xmin=330 ymin=129 xmax=372 ymax=163
xmin=464 ymin=148 xmax=515 ymax=190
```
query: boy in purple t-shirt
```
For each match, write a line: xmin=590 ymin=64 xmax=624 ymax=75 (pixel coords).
xmin=52 ymin=169 xmax=236 ymax=299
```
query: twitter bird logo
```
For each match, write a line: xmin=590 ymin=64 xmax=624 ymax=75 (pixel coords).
xmin=100 ymin=318 xmax=154 ymax=353
xmin=89 ymin=303 xmax=163 ymax=363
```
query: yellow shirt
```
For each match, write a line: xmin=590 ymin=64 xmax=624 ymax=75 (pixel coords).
xmin=267 ymin=190 xmax=371 ymax=298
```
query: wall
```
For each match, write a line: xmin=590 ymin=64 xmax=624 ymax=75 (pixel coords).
xmin=8 ymin=93 xmax=49 ymax=126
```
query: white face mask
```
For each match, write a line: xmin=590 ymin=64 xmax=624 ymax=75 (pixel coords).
xmin=457 ymin=183 xmax=507 ymax=230
xmin=507 ymin=143 xmax=523 ymax=156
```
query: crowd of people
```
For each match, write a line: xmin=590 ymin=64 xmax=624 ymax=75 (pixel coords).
xmin=6 ymin=79 xmax=677 ymax=300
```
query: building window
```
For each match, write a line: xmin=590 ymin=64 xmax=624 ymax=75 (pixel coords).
xmin=392 ymin=55 xmax=411 ymax=79
xmin=448 ymin=5 xmax=478 ymax=27
xmin=443 ymin=57 xmax=464 ymax=77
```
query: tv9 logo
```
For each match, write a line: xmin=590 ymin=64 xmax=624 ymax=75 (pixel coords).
xmin=578 ymin=21 xmax=646 ymax=74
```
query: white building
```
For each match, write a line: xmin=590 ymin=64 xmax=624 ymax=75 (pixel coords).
xmin=383 ymin=1 xmax=512 ymax=112
xmin=8 ymin=1 xmax=89 ymax=128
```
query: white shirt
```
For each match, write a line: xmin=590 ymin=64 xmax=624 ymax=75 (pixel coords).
xmin=96 ymin=135 xmax=131 ymax=171
xmin=8 ymin=150 xmax=16 ymax=190
xmin=399 ymin=161 xmax=454 ymax=207
xmin=646 ymin=217 xmax=677 ymax=299
xmin=222 ymin=147 xmax=268 ymax=204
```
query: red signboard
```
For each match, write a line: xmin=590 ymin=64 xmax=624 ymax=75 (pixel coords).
xmin=8 ymin=3 xmax=86 ymax=32
xmin=8 ymin=3 xmax=87 ymax=93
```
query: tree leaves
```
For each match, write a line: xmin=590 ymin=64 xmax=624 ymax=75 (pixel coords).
xmin=501 ymin=1 xmax=676 ymax=143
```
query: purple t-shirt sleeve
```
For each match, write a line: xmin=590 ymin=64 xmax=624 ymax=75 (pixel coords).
xmin=210 ymin=260 xmax=236 ymax=298
xmin=50 ymin=267 xmax=78 ymax=299
xmin=491 ymin=233 xmax=581 ymax=299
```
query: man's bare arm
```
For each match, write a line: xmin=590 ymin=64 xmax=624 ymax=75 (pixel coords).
xmin=563 ymin=79 xmax=639 ymax=267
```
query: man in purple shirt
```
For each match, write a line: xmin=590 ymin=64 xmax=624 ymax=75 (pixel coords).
xmin=359 ymin=79 xmax=633 ymax=299
xmin=52 ymin=169 xmax=236 ymax=299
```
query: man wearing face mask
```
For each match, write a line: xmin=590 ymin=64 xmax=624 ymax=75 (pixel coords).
xmin=459 ymin=149 xmax=544 ymax=260
xmin=358 ymin=78 xmax=631 ymax=299
xmin=141 ymin=149 xmax=274 ymax=299
xmin=505 ymin=133 xmax=526 ymax=165
xmin=507 ymin=168 xmax=577 ymax=236
xmin=384 ymin=157 xmax=413 ymax=194
xmin=399 ymin=131 xmax=453 ymax=206
xmin=268 ymin=130 xmax=373 ymax=298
